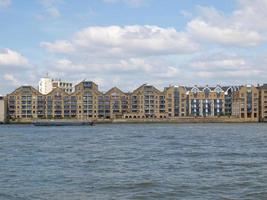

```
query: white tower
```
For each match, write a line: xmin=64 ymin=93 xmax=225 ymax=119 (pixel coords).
xmin=38 ymin=75 xmax=53 ymax=95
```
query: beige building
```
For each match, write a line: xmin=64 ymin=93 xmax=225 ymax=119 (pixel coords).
xmin=186 ymin=86 xmax=225 ymax=117
xmin=7 ymin=86 xmax=42 ymax=121
xmin=105 ymin=87 xmax=129 ymax=119
xmin=124 ymin=84 xmax=166 ymax=119
xmin=259 ymin=84 xmax=267 ymax=122
xmin=74 ymin=81 xmax=102 ymax=120
xmin=164 ymin=86 xmax=187 ymax=117
xmin=0 ymin=96 xmax=6 ymax=123
xmin=232 ymin=85 xmax=259 ymax=121
xmin=5 ymin=82 xmax=263 ymax=122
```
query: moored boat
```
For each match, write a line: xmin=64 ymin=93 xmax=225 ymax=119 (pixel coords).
xmin=33 ymin=120 xmax=94 ymax=126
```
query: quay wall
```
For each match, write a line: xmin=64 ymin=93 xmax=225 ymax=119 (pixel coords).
xmin=6 ymin=116 xmax=260 ymax=124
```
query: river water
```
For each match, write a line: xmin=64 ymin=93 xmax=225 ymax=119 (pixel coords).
xmin=1 ymin=123 xmax=267 ymax=200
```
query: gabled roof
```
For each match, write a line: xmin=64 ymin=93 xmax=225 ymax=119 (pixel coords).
xmin=8 ymin=86 xmax=41 ymax=96
xmin=46 ymin=86 xmax=69 ymax=96
xmin=262 ymin=84 xmax=267 ymax=89
xmin=203 ymin=86 xmax=212 ymax=92
xmin=190 ymin=86 xmax=200 ymax=93
xmin=132 ymin=84 xmax=162 ymax=94
xmin=105 ymin=87 xmax=126 ymax=95
xmin=213 ymin=85 xmax=224 ymax=93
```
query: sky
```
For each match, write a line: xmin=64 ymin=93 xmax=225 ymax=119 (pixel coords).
xmin=0 ymin=0 xmax=267 ymax=94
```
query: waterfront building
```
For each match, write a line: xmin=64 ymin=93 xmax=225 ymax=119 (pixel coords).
xmin=5 ymin=81 xmax=263 ymax=122
xmin=223 ymin=86 xmax=239 ymax=116
xmin=186 ymin=86 xmax=225 ymax=117
xmin=45 ymin=87 xmax=71 ymax=119
xmin=0 ymin=96 xmax=6 ymax=123
xmin=39 ymin=76 xmax=73 ymax=95
xmin=259 ymin=84 xmax=267 ymax=122
xmin=164 ymin=86 xmax=187 ymax=117
xmin=124 ymin=84 xmax=166 ymax=119
xmin=105 ymin=87 xmax=129 ymax=119
xmin=52 ymin=79 xmax=73 ymax=94
xmin=232 ymin=85 xmax=259 ymax=120
xmin=7 ymin=86 xmax=41 ymax=121
xmin=38 ymin=76 xmax=53 ymax=95
xmin=74 ymin=81 xmax=102 ymax=120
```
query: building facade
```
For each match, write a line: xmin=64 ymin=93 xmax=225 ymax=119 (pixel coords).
xmin=163 ymin=86 xmax=187 ymax=117
xmin=52 ymin=79 xmax=73 ymax=94
xmin=259 ymin=84 xmax=267 ymax=122
xmin=38 ymin=77 xmax=53 ymax=95
xmin=232 ymin=85 xmax=259 ymax=121
xmin=124 ymin=84 xmax=166 ymax=119
xmin=186 ymin=86 xmax=225 ymax=117
xmin=0 ymin=96 xmax=6 ymax=123
xmin=39 ymin=76 xmax=73 ymax=95
xmin=6 ymin=81 xmax=265 ymax=122
xmin=7 ymin=86 xmax=41 ymax=120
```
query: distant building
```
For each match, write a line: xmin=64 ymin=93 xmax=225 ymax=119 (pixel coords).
xmin=38 ymin=77 xmax=53 ymax=95
xmin=52 ymin=79 xmax=73 ymax=94
xmin=0 ymin=96 xmax=6 ymax=123
xmin=39 ymin=76 xmax=73 ymax=94
xmin=184 ymin=86 xmax=225 ymax=117
xmin=259 ymin=84 xmax=267 ymax=122
xmin=5 ymin=81 xmax=265 ymax=122
xmin=232 ymin=85 xmax=259 ymax=121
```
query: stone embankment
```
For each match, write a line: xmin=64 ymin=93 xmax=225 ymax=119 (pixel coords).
xmin=4 ymin=116 xmax=260 ymax=124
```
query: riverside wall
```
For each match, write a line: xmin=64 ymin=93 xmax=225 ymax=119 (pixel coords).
xmin=6 ymin=116 xmax=261 ymax=124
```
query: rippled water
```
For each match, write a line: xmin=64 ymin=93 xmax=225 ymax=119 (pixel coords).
xmin=1 ymin=123 xmax=267 ymax=200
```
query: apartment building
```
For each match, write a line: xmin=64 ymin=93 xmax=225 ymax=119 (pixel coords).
xmin=164 ymin=86 xmax=187 ymax=117
xmin=259 ymin=84 xmax=267 ymax=122
xmin=105 ymin=87 xmax=129 ymax=119
xmin=74 ymin=81 xmax=102 ymax=120
xmin=223 ymin=86 xmax=239 ymax=116
xmin=53 ymin=79 xmax=73 ymax=94
xmin=186 ymin=86 xmax=225 ymax=117
xmin=7 ymin=86 xmax=41 ymax=120
xmin=0 ymin=96 xmax=6 ymax=123
xmin=232 ymin=85 xmax=259 ymax=121
xmin=6 ymin=81 xmax=263 ymax=122
xmin=39 ymin=76 xmax=73 ymax=95
xmin=124 ymin=84 xmax=165 ymax=119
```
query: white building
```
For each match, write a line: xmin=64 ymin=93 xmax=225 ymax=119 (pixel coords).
xmin=38 ymin=76 xmax=74 ymax=94
xmin=0 ymin=96 xmax=6 ymax=123
xmin=52 ymin=79 xmax=73 ymax=94
xmin=38 ymin=77 xmax=53 ymax=95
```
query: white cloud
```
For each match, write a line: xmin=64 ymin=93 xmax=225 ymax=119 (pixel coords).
xmin=187 ymin=4 xmax=267 ymax=47
xmin=187 ymin=52 xmax=267 ymax=86
xmin=190 ymin=53 xmax=252 ymax=70
xmin=45 ymin=7 xmax=60 ymax=17
xmin=233 ymin=0 xmax=267 ymax=32
xmin=37 ymin=0 xmax=61 ymax=19
xmin=40 ymin=40 xmax=74 ymax=53
xmin=103 ymin=0 xmax=146 ymax=7
xmin=41 ymin=25 xmax=199 ymax=56
xmin=0 ymin=49 xmax=30 ymax=68
xmin=191 ymin=57 xmax=246 ymax=70
xmin=187 ymin=19 xmax=263 ymax=47
xmin=3 ymin=74 xmax=20 ymax=86
xmin=180 ymin=10 xmax=192 ymax=18
xmin=44 ymin=56 xmax=182 ymax=91
xmin=0 ymin=0 xmax=11 ymax=7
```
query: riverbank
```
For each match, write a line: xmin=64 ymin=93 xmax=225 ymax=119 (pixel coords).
xmin=3 ymin=116 xmax=263 ymax=124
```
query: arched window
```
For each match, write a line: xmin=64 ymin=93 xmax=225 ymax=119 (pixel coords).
xmin=203 ymin=87 xmax=211 ymax=98
xmin=214 ymin=86 xmax=223 ymax=98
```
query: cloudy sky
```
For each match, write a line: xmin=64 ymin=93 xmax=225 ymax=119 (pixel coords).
xmin=0 ymin=0 xmax=267 ymax=94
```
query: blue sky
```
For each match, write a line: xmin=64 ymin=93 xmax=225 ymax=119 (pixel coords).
xmin=0 ymin=0 xmax=267 ymax=94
